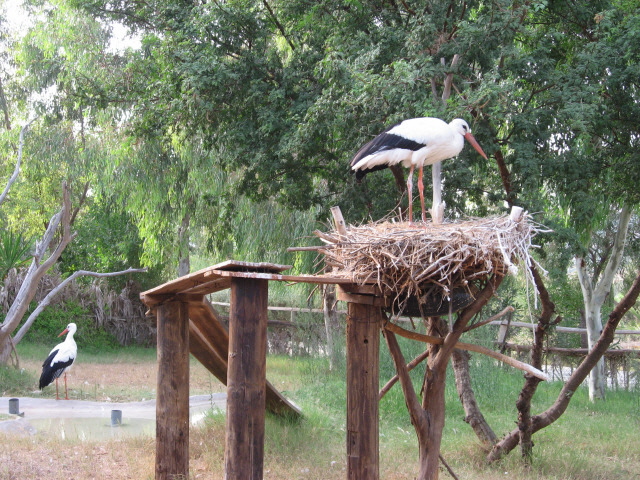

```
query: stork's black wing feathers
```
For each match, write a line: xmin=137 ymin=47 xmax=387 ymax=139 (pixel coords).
xmin=39 ymin=348 xmax=74 ymax=389
xmin=350 ymin=126 xmax=426 ymax=181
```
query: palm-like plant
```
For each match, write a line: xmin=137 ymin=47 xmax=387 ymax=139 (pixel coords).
xmin=0 ymin=230 xmax=32 ymax=280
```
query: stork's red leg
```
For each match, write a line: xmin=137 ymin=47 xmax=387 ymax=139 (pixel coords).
xmin=64 ymin=373 xmax=69 ymax=400
xmin=417 ymin=166 xmax=426 ymax=223
xmin=55 ymin=378 xmax=60 ymax=401
xmin=406 ymin=165 xmax=416 ymax=224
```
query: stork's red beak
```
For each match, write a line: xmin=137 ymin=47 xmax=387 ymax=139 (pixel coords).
xmin=58 ymin=328 xmax=69 ymax=337
xmin=464 ymin=132 xmax=488 ymax=160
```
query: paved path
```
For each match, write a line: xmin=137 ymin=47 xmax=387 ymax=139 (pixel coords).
xmin=0 ymin=394 xmax=226 ymax=438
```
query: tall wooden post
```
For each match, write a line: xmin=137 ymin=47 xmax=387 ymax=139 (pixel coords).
xmin=346 ymin=301 xmax=381 ymax=480
xmin=156 ymin=299 xmax=190 ymax=480
xmin=225 ymin=277 xmax=269 ymax=480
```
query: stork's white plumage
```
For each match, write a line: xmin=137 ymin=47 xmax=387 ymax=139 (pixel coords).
xmin=39 ymin=323 xmax=77 ymax=400
xmin=351 ymin=117 xmax=488 ymax=223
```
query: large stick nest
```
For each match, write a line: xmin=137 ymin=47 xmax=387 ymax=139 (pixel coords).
xmin=316 ymin=210 xmax=543 ymax=317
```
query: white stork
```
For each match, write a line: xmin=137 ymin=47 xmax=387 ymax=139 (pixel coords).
xmin=350 ymin=117 xmax=488 ymax=223
xmin=39 ymin=323 xmax=77 ymax=400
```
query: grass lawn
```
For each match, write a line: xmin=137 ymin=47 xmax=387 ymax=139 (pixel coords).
xmin=1 ymin=342 xmax=639 ymax=479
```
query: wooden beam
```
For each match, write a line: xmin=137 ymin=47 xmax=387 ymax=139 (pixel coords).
xmin=225 ymin=277 xmax=269 ymax=480
xmin=346 ymin=301 xmax=381 ymax=480
xmin=188 ymin=297 xmax=302 ymax=418
xmin=156 ymin=300 xmax=190 ymax=480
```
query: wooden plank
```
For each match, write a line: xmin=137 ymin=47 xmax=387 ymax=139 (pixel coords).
xmin=188 ymin=299 xmax=231 ymax=364
xmin=207 ymin=260 xmax=291 ymax=273
xmin=181 ymin=277 xmax=232 ymax=296
xmin=156 ymin=300 xmax=190 ymax=480
xmin=346 ymin=301 xmax=381 ymax=480
xmin=225 ymin=277 xmax=268 ymax=480
xmin=189 ymin=321 xmax=229 ymax=381
xmin=331 ymin=206 xmax=348 ymax=235
xmin=488 ymin=320 xmax=640 ymax=336
xmin=187 ymin=298 xmax=302 ymax=418
xmin=338 ymin=284 xmax=381 ymax=296
xmin=141 ymin=261 xmax=290 ymax=303
xmin=208 ymin=270 xmax=357 ymax=285
xmin=337 ymin=290 xmax=389 ymax=307
xmin=141 ymin=268 xmax=358 ymax=308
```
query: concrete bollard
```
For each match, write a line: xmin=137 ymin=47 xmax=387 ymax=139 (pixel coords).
xmin=8 ymin=398 xmax=19 ymax=415
xmin=111 ymin=409 xmax=122 ymax=426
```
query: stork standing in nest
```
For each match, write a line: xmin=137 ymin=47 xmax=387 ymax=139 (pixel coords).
xmin=350 ymin=117 xmax=488 ymax=224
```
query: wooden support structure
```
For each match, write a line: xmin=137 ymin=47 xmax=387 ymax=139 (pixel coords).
xmin=156 ymin=299 xmax=190 ymax=480
xmin=225 ymin=277 xmax=269 ymax=480
xmin=141 ymin=260 xmax=366 ymax=480
xmin=346 ymin=300 xmax=381 ymax=480
xmin=142 ymin=258 xmax=521 ymax=479
xmin=141 ymin=259 xmax=549 ymax=479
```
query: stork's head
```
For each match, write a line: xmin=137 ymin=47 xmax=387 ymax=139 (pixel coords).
xmin=58 ymin=323 xmax=77 ymax=337
xmin=449 ymin=119 xmax=488 ymax=160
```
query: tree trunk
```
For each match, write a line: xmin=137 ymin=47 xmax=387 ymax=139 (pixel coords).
xmin=583 ymin=297 xmax=606 ymax=400
xmin=0 ymin=121 xmax=34 ymax=207
xmin=0 ymin=183 xmax=77 ymax=365
xmin=177 ymin=209 xmax=191 ymax=277
xmin=451 ymin=349 xmax=497 ymax=447
xmin=419 ymin=317 xmax=449 ymax=480
xmin=382 ymin=275 xmax=503 ymax=479
xmin=574 ymin=205 xmax=631 ymax=401
xmin=516 ymin=264 xmax=558 ymax=462
xmin=322 ymin=283 xmax=341 ymax=370
xmin=488 ymin=268 xmax=640 ymax=462
xmin=419 ymin=367 xmax=446 ymax=480
xmin=0 ymin=75 xmax=11 ymax=131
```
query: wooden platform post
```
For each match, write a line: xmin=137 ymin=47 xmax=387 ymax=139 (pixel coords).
xmin=156 ymin=299 xmax=190 ymax=480
xmin=346 ymin=301 xmax=381 ymax=480
xmin=225 ymin=277 xmax=269 ymax=480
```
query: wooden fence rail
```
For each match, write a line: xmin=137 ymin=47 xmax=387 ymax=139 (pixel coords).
xmin=209 ymin=300 xmax=640 ymax=337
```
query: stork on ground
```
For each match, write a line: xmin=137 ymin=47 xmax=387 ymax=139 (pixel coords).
xmin=350 ymin=117 xmax=488 ymax=224
xmin=39 ymin=323 xmax=77 ymax=400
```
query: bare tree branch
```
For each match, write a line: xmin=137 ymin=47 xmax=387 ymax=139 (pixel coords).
xmin=488 ymin=267 xmax=640 ymax=462
xmin=0 ymin=76 xmax=11 ymax=131
xmin=13 ymin=267 xmax=147 ymax=344
xmin=0 ymin=183 xmax=75 ymax=345
xmin=0 ymin=119 xmax=36 ymax=207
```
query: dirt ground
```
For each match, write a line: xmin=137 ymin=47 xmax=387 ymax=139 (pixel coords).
xmin=0 ymin=358 xmax=228 ymax=480
xmin=17 ymin=354 xmax=227 ymax=401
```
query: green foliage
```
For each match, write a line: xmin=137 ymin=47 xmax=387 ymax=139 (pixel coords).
xmin=57 ymin=198 xmax=163 ymax=289
xmin=20 ymin=300 xmax=119 ymax=352
xmin=3 ymin=0 xmax=638 ymax=330
xmin=0 ymin=363 xmax=37 ymax=396
xmin=0 ymin=230 xmax=32 ymax=279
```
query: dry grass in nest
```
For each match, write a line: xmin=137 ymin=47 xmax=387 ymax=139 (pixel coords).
xmin=316 ymin=209 xmax=543 ymax=317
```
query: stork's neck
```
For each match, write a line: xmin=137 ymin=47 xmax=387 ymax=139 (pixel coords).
xmin=64 ymin=331 xmax=77 ymax=346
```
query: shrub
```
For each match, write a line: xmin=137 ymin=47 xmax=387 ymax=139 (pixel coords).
xmin=20 ymin=301 xmax=119 ymax=352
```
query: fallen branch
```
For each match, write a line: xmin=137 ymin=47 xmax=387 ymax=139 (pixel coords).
xmin=464 ymin=306 xmax=515 ymax=332
xmin=379 ymin=305 xmax=517 ymax=400
xmin=383 ymin=320 xmax=548 ymax=381
xmin=380 ymin=347 xmax=431 ymax=400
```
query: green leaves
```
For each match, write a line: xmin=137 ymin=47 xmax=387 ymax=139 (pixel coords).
xmin=0 ymin=230 xmax=32 ymax=280
xmin=6 ymin=0 xmax=637 ymax=289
